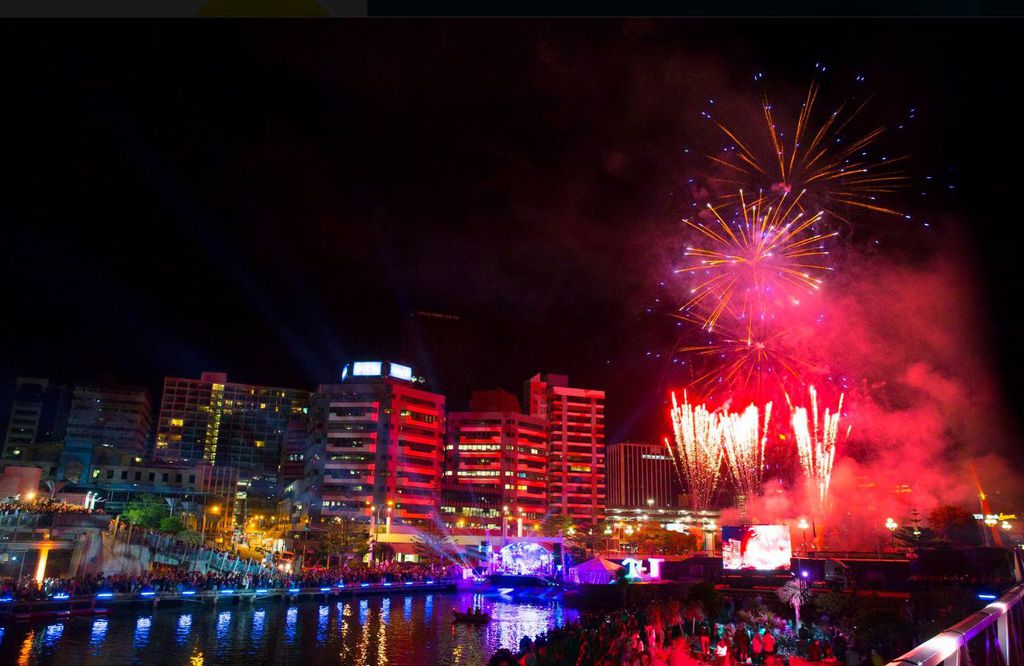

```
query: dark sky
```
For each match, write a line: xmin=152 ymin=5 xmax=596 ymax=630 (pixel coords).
xmin=2 ymin=20 xmax=1022 ymax=443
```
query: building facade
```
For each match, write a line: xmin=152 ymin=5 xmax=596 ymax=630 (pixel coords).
xmin=303 ymin=361 xmax=445 ymax=529
xmin=58 ymin=384 xmax=152 ymax=483
xmin=524 ymin=373 xmax=606 ymax=525
xmin=154 ymin=372 xmax=310 ymax=518
xmin=87 ymin=460 xmax=238 ymax=527
xmin=441 ymin=389 xmax=548 ymax=531
xmin=2 ymin=378 xmax=70 ymax=458
xmin=606 ymin=441 xmax=676 ymax=509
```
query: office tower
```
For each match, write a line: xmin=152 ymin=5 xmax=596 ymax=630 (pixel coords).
xmin=606 ymin=441 xmax=676 ymax=509
xmin=524 ymin=373 xmax=606 ymax=525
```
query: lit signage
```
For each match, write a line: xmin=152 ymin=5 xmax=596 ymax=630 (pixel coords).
xmin=352 ymin=362 xmax=382 ymax=377
xmin=621 ymin=558 xmax=644 ymax=580
xmin=388 ymin=363 xmax=413 ymax=381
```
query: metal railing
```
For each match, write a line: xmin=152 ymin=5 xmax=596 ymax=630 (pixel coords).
xmin=887 ymin=584 xmax=1024 ymax=666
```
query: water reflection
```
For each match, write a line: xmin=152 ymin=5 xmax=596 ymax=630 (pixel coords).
xmin=6 ymin=590 xmax=579 ymax=666
xmin=217 ymin=611 xmax=231 ymax=641
xmin=43 ymin=623 xmax=63 ymax=647
xmin=285 ymin=606 xmax=298 ymax=642
xmin=377 ymin=598 xmax=390 ymax=665
xmin=90 ymin=618 xmax=108 ymax=646
xmin=317 ymin=605 xmax=329 ymax=644
xmin=134 ymin=616 xmax=152 ymax=648
xmin=251 ymin=609 xmax=265 ymax=642
xmin=177 ymin=613 xmax=193 ymax=645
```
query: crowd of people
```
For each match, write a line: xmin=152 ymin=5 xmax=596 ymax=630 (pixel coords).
xmin=490 ymin=602 xmax=882 ymax=666
xmin=0 ymin=561 xmax=455 ymax=602
xmin=0 ymin=498 xmax=104 ymax=516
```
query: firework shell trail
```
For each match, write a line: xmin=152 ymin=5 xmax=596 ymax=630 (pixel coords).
xmin=790 ymin=385 xmax=846 ymax=513
xmin=721 ymin=401 xmax=772 ymax=500
xmin=667 ymin=391 xmax=725 ymax=511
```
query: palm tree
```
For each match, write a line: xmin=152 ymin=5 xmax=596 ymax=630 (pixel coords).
xmin=777 ymin=579 xmax=812 ymax=630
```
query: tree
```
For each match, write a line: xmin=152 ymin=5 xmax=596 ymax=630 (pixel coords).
xmin=320 ymin=517 xmax=369 ymax=567
xmin=371 ymin=542 xmax=396 ymax=563
xmin=894 ymin=508 xmax=946 ymax=548
xmin=686 ymin=582 xmax=724 ymax=622
xmin=928 ymin=505 xmax=982 ymax=547
xmin=159 ymin=516 xmax=186 ymax=534
xmin=122 ymin=494 xmax=168 ymax=529
xmin=777 ymin=579 xmax=812 ymax=630
xmin=412 ymin=521 xmax=459 ymax=565
xmin=540 ymin=513 xmax=576 ymax=537
xmin=635 ymin=524 xmax=699 ymax=556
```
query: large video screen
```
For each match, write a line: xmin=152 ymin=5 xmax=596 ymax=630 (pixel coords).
xmin=722 ymin=525 xmax=792 ymax=571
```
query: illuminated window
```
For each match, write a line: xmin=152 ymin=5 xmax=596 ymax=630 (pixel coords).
xmin=170 ymin=418 xmax=184 ymax=427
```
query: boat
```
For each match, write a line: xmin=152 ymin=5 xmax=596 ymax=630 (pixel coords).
xmin=452 ymin=610 xmax=491 ymax=624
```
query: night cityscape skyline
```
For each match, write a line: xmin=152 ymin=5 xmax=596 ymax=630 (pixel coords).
xmin=4 ymin=21 xmax=1024 ymax=449
xmin=2 ymin=16 xmax=1024 ymax=664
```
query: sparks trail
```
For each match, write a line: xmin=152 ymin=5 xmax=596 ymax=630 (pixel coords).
xmin=667 ymin=391 xmax=725 ymax=511
xmin=721 ymin=401 xmax=772 ymax=500
xmin=676 ymin=188 xmax=835 ymax=331
xmin=709 ymin=81 xmax=909 ymax=221
xmin=790 ymin=385 xmax=849 ymax=512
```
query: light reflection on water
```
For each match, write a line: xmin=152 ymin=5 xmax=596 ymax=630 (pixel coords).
xmin=177 ymin=612 xmax=192 ymax=646
xmin=134 ymin=616 xmax=151 ymax=648
xmin=0 ymin=591 xmax=578 ymax=665
xmin=90 ymin=619 xmax=108 ymax=647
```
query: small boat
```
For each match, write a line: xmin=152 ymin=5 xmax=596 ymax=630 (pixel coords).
xmin=452 ymin=610 xmax=491 ymax=624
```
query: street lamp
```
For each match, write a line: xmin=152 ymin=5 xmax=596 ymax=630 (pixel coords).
xmin=703 ymin=520 xmax=717 ymax=554
xmin=885 ymin=517 xmax=898 ymax=552
xmin=797 ymin=518 xmax=809 ymax=553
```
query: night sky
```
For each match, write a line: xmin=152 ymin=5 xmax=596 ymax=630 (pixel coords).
xmin=2 ymin=20 xmax=1022 ymax=443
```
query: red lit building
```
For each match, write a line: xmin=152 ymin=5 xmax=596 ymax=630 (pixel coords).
xmin=441 ymin=390 xmax=548 ymax=532
xmin=524 ymin=373 xmax=606 ymax=525
xmin=303 ymin=361 xmax=445 ymax=529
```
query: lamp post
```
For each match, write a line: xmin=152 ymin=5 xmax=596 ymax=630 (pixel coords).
xmin=885 ymin=517 xmax=898 ymax=552
xmin=703 ymin=520 xmax=717 ymax=555
xmin=797 ymin=518 xmax=809 ymax=554
xmin=202 ymin=504 xmax=221 ymax=542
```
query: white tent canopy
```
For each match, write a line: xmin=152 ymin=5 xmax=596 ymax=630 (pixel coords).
xmin=568 ymin=557 xmax=623 ymax=585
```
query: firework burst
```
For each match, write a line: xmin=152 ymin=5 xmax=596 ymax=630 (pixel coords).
xmin=667 ymin=392 xmax=725 ymax=511
xmin=709 ymin=81 xmax=908 ymax=220
xmin=721 ymin=401 xmax=772 ymax=499
xmin=673 ymin=313 xmax=814 ymax=402
xmin=676 ymin=189 xmax=835 ymax=331
xmin=790 ymin=385 xmax=847 ymax=511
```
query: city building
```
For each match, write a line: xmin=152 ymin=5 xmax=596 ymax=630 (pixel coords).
xmin=441 ymin=389 xmax=548 ymax=532
xmin=2 ymin=378 xmax=70 ymax=458
xmin=606 ymin=441 xmax=677 ymax=510
xmin=524 ymin=373 xmax=606 ymax=526
xmin=154 ymin=372 xmax=310 ymax=519
xmin=85 ymin=460 xmax=238 ymax=532
xmin=57 ymin=384 xmax=152 ymax=483
xmin=302 ymin=361 xmax=445 ymax=530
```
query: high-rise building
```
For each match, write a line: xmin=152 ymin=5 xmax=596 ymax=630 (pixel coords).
xmin=524 ymin=373 xmax=606 ymax=525
xmin=58 ymin=384 xmax=152 ymax=483
xmin=2 ymin=378 xmax=70 ymax=458
xmin=279 ymin=414 xmax=309 ymax=487
xmin=400 ymin=311 xmax=479 ymax=411
xmin=154 ymin=372 xmax=310 ymax=512
xmin=303 ymin=361 xmax=445 ymax=529
xmin=606 ymin=441 xmax=676 ymax=509
xmin=441 ymin=389 xmax=548 ymax=531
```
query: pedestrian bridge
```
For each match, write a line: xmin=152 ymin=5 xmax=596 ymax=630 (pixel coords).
xmin=888 ymin=584 xmax=1024 ymax=666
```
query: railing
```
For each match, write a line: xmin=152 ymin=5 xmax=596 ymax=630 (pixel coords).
xmin=887 ymin=584 xmax=1024 ymax=666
